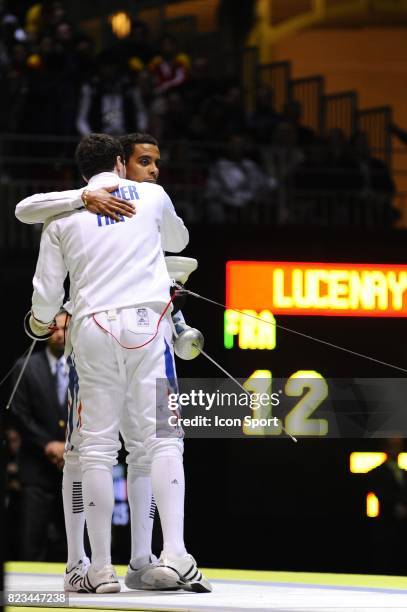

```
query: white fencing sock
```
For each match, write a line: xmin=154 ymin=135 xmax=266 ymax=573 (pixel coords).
xmin=82 ymin=468 xmax=114 ymax=571
xmin=150 ymin=455 xmax=187 ymax=559
xmin=127 ymin=469 xmax=155 ymax=568
xmin=62 ymin=462 xmax=86 ymax=568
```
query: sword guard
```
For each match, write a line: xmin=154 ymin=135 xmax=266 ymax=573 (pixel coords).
xmin=174 ymin=327 xmax=204 ymax=360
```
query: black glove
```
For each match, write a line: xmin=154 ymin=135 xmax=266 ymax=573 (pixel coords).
xmin=170 ymin=283 xmax=187 ymax=314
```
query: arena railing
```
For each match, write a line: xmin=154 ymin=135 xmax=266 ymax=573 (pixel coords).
xmin=2 ymin=185 xmax=403 ymax=251
xmin=0 ymin=136 xmax=404 ymax=249
xmin=323 ymin=91 xmax=358 ymax=140
xmin=289 ymin=75 xmax=325 ymax=136
xmin=257 ymin=61 xmax=291 ymax=113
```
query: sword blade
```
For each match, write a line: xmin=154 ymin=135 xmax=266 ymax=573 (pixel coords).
xmin=5 ymin=340 xmax=37 ymax=410
xmin=197 ymin=346 xmax=249 ymax=395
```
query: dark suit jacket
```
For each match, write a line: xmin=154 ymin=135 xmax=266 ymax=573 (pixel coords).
xmin=367 ymin=461 xmax=407 ymax=520
xmin=11 ymin=350 xmax=67 ymax=489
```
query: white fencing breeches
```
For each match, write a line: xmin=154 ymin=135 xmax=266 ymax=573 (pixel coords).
xmin=69 ymin=305 xmax=184 ymax=474
xmin=66 ymin=371 xmax=157 ymax=476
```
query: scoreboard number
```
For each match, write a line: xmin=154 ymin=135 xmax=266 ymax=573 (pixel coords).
xmin=243 ymin=369 xmax=328 ymax=437
xmin=285 ymin=371 xmax=328 ymax=436
xmin=243 ymin=370 xmax=282 ymax=436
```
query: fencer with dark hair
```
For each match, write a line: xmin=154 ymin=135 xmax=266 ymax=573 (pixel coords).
xmin=15 ymin=133 xmax=204 ymax=592
xmin=20 ymin=133 xmax=211 ymax=594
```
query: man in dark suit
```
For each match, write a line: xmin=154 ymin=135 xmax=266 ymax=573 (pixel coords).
xmin=366 ymin=437 xmax=407 ymax=574
xmin=12 ymin=312 xmax=69 ymax=560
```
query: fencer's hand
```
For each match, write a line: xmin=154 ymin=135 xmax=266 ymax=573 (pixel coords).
xmin=44 ymin=441 xmax=65 ymax=467
xmin=83 ymin=185 xmax=135 ymax=221
xmin=27 ymin=314 xmax=57 ymax=340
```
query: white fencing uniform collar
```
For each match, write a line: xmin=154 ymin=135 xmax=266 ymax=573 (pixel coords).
xmin=87 ymin=172 xmax=121 ymax=189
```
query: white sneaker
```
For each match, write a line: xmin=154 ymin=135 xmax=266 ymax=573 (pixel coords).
xmin=64 ymin=557 xmax=90 ymax=592
xmin=78 ymin=564 xmax=120 ymax=594
xmin=148 ymin=553 xmax=212 ymax=593
xmin=125 ymin=554 xmax=181 ymax=590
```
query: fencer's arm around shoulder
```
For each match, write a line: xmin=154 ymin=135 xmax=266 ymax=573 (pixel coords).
xmin=32 ymin=221 xmax=67 ymax=323
xmin=160 ymin=189 xmax=189 ymax=252
xmin=15 ymin=189 xmax=84 ymax=224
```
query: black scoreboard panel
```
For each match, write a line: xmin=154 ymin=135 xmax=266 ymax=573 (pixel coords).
xmin=183 ymin=225 xmax=407 ymax=378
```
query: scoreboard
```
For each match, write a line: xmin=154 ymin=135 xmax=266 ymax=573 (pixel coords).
xmin=225 ymin=261 xmax=407 ymax=346
xmin=204 ymin=260 xmax=407 ymax=440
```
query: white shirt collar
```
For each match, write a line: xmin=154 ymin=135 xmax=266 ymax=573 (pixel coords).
xmin=87 ymin=172 xmax=121 ymax=189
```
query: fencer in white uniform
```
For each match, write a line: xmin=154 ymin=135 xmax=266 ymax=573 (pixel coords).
xmin=17 ymin=186 xmax=164 ymax=591
xmin=16 ymin=140 xmax=204 ymax=593
xmin=62 ymin=256 xmax=202 ymax=593
xmin=27 ymin=134 xmax=211 ymax=594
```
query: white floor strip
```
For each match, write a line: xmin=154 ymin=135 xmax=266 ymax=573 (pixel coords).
xmin=5 ymin=571 xmax=407 ymax=612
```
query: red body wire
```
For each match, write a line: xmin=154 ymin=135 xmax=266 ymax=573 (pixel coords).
xmin=92 ymin=292 xmax=177 ymax=350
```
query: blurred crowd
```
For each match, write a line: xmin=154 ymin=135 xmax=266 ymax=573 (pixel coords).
xmin=0 ymin=0 xmax=399 ymax=226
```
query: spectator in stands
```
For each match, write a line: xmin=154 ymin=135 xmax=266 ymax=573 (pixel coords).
xmin=350 ymin=131 xmax=394 ymax=192
xmin=122 ymin=69 xmax=153 ymax=134
xmin=291 ymin=139 xmax=333 ymax=224
xmin=0 ymin=12 xmax=27 ymax=64
xmin=186 ymin=110 xmax=208 ymax=147
xmin=206 ymin=133 xmax=277 ymax=222
xmin=248 ymin=85 xmax=280 ymax=144
xmin=160 ymin=139 xmax=208 ymax=222
xmin=19 ymin=38 xmax=61 ymax=135
xmin=74 ymin=33 xmax=96 ymax=84
xmin=265 ymin=121 xmax=304 ymax=184
xmin=184 ymin=56 xmax=219 ymax=110
xmin=201 ymin=92 xmax=228 ymax=143
xmin=350 ymin=131 xmax=396 ymax=226
xmin=223 ymin=84 xmax=248 ymax=135
xmin=323 ymin=128 xmax=361 ymax=192
xmin=161 ymin=90 xmax=190 ymax=141
xmin=54 ymin=19 xmax=74 ymax=47
xmin=112 ymin=20 xmax=153 ymax=71
xmin=293 ymin=139 xmax=327 ymax=191
xmin=148 ymin=34 xmax=190 ymax=96
xmin=24 ymin=0 xmax=66 ymax=40
xmin=12 ymin=313 xmax=69 ymax=560
xmin=4 ymin=1 xmax=33 ymax=28
xmin=282 ymin=100 xmax=315 ymax=148
xmin=50 ymin=20 xmax=81 ymax=135
xmin=292 ymin=130 xmax=362 ymax=225
xmin=76 ymin=52 xmax=142 ymax=136
xmin=0 ymin=42 xmax=29 ymax=133
xmin=201 ymin=84 xmax=247 ymax=143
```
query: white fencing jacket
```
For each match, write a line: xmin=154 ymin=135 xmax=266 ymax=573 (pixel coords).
xmin=31 ymin=172 xmax=189 ymax=323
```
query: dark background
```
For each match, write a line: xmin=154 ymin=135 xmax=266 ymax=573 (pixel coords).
xmin=2 ymin=0 xmax=407 ymax=585
xmin=3 ymin=224 xmax=407 ymax=574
